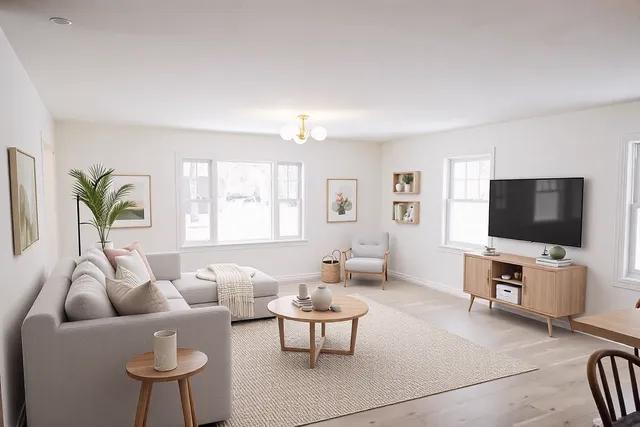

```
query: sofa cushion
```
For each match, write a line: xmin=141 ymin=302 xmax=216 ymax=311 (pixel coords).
xmin=345 ymin=257 xmax=385 ymax=273
xmin=351 ymin=232 xmax=389 ymax=258
xmin=65 ymin=274 xmax=117 ymax=321
xmin=154 ymin=280 xmax=183 ymax=300
xmin=173 ymin=269 xmax=278 ymax=305
xmin=115 ymin=251 xmax=151 ymax=283
xmin=106 ymin=269 xmax=170 ymax=316
xmin=79 ymin=248 xmax=115 ymax=279
xmin=167 ymin=298 xmax=191 ymax=311
xmin=71 ymin=260 xmax=106 ymax=286
xmin=104 ymin=241 xmax=156 ymax=282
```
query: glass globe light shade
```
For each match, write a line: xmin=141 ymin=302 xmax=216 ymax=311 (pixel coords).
xmin=280 ymin=125 xmax=296 ymax=141
xmin=311 ymin=126 xmax=327 ymax=141
xmin=293 ymin=133 xmax=308 ymax=145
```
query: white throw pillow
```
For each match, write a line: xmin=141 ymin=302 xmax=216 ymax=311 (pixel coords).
xmin=114 ymin=251 xmax=151 ymax=283
xmin=106 ymin=268 xmax=169 ymax=316
xmin=79 ymin=248 xmax=115 ymax=279
xmin=65 ymin=274 xmax=117 ymax=321
xmin=71 ymin=260 xmax=106 ymax=286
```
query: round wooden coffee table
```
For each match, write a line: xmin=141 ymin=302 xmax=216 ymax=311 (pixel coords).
xmin=267 ymin=295 xmax=369 ymax=368
xmin=126 ymin=348 xmax=207 ymax=427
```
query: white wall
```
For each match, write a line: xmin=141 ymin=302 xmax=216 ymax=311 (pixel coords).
xmin=55 ymin=121 xmax=381 ymax=277
xmin=0 ymin=28 xmax=55 ymax=427
xmin=382 ymin=101 xmax=640 ymax=315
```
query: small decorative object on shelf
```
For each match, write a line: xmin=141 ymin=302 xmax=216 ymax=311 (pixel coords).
xmin=548 ymin=245 xmax=567 ymax=260
xmin=482 ymin=246 xmax=500 ymax=256
xmin=330 ymin=304 xmax=342 ymax=312
xmin=513 ymin=271 xmax=522 ymax=280
xmin=501 ymin=274 xmax=512 ymax=280
xmin=402 ymin=174 xmax=414 ymax=192
xmin=311 ymin=285 xmax=333 ymax=311
xmin=392 ymin=171 xmax=420 ymax=194
xmin=392 ymin=201 xmax=420 ymax=224
xmin=395 ymin=182 xmax=403 ymax=192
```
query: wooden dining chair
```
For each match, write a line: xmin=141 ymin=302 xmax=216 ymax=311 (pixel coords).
xmin=587 ymin=349 xmax=640 ymax=427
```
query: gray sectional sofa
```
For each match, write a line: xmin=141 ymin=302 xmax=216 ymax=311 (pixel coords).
xmin=22 ymin=251 xmax=279 ymax=427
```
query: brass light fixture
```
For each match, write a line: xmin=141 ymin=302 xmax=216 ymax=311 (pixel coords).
xmin=280 ymin=114 xmax=327 ymax=144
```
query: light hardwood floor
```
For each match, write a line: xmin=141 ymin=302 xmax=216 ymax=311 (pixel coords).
xmin=273 ymin=277 xmax=624 ymax=427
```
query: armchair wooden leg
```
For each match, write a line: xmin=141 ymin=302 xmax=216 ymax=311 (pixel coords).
xmin=344 ymin=271 xmax=348 ymax=287
xmin=381 ymin=273 xmax=385 ymax=290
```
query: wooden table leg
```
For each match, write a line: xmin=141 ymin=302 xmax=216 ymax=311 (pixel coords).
xmin=468 ymin=295 xmax=475 ymax=312
xmin=134 ymin=382 xmax=152 ymax=427
xmin=349 ymin=318 xmax=359 ymax=355
xmin=321 ymin=322 xmax=326 ymax=337
xmin=178 ymin=379 xmax=193 ymax=427
xmin=187 ymin=378 xmax=197 ymax=427
xmin=547 ymin=318 xmax=553 ymax=337
xmin=278 ymin=317 xmax=285 ymax=350
xmin=309 ymin=322 xmax=316 ymax=368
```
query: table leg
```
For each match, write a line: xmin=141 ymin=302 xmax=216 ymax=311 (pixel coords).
xmin=321 ymin=322 xmax=326 ymax=337
xmin=187 ymin=378 xmax=197 ymax=427
xmin=278 ymin=317 xmax=285 ymax=350
xmin=134 ymin=382 xmax=152 ymax=427
xmin=178 ymin=379 xmax=194 ymax=427
xmin=310 ymin=322 xmax=316 ymax=368
xmin=349 ymin=318 xmax=359 ymax=355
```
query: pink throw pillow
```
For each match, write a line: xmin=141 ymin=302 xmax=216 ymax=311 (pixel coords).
xmin=104 ymin=241 xmax=156 ymax=282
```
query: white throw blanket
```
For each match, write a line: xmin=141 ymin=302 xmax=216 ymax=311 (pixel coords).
xmin=197 ymin=263 xmax=254 ymax=318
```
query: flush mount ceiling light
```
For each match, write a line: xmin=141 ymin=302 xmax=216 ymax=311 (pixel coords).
xmin=49 ymin=17 xmax=72 ymax=25
xmin=280 ymin=114 xmax=327 ymax=145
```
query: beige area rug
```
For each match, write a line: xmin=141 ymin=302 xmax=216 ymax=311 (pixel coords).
xmin=217 ymin=296 xmax=536 ymax=427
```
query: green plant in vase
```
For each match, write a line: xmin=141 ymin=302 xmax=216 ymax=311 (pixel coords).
xmin=69 ymin=164 xmax=136 ymax=250
xmin=402 ymin=174 xmax=414 ymax=192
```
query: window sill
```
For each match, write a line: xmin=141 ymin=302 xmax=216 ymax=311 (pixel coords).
xmin=180 ymin=239 xmax=308 ymax=252
xmin=613 ymin=275 xmax=640 ymax=292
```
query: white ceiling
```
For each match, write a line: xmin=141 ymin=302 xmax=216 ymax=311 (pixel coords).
xmin=1 ymin=0 xmax=640 ymax=141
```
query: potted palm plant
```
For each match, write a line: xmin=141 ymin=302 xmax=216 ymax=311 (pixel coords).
xmin=69 ymin=164 xmax=136 ymax=250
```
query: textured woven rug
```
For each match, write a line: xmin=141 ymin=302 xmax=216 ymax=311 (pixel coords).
xmin=216 ymin=296 xmax=536 ymax=427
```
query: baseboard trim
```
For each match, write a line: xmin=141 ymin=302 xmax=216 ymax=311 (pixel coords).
xmin=389 ymin=270 xmax=573 ymax=332
xmin=15 ymin=402 xmax=25 ymax=427
xmin=274 ymin=272 xmax=321 ymax=284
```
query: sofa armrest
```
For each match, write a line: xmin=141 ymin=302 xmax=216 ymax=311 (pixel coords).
xmin=147 ymin=252 xmax=181 ymax=281
xmin=23 ymin=307 xmax=232 ymax=427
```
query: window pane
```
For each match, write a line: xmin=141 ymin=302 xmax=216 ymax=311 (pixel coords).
xmin=466 ymin=179 xmax=479 ymax=199
xmin=453 ymin=161 xmax=466 ymax=180
xmin=217 ymin=161 xmax=272 ymax=242
xmin=635 ymin=208 xmax=640 ymax=271
xmin=279 ymin=200 xmax=300 ymax=237
xmin=183 ymin=161 xmax=210 ymax=199
xmin=479 ymin=179 xmax=490 ymax=200
xmin=448 ymin=201 xmax=488 ymax=246
xmin=184 ymin=201 xmax=211 ymax=242
xmin=453 ymin=179 xmax=466 ymax=199
xmin=467 ymin=161 xmax=479 ymax=179
xmin=479 ymin=159 xmax=490 ymax=179
xmin=277 ymin=164 xmax=299 ymax=200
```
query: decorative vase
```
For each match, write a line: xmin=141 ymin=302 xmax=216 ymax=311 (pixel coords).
xmin=153 ymin=329 xmax=177 ymax=372
xmin=395 ymin=183 xmax=403 ymax=192
xmin=549 ymin=246 xmax=566 ymax=260
xmin=96 ymin=241 xmax=114 ymax=250
xmin=403 ymin=183 xmax=411 ymax=192
xmin=298 ymin=283 xmax=309 ymax=299
xmin=311 ymin=285 xmax=332 ymax=311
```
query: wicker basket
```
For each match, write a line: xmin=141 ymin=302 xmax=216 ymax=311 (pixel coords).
xmin=321 ymin=250 xmax=342 ymax=283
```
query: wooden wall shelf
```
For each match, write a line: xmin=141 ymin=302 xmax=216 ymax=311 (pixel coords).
xmin=463 ymin=252 xmax=586 ymax=337
xmin=392 ymin=171 xmax=420 ymax=194
xmin=392 ymin=201 xmax=420 ymax=224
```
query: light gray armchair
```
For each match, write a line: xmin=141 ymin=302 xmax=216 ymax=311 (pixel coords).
xmin=342 ymin=232 xmax=390 ymax=289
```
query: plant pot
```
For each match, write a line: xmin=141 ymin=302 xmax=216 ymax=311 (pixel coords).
xmin=403 ymin=183 xmax=411 ymax=192
xmin=96 ymin=241 xmax=114 ymax=250
xmin=395 ymin=183 xmax=403 ymax=192
xmin=311 ymin=285 xmax=332 ymax=311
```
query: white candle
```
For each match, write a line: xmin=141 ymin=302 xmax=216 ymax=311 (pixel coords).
xmin=153 ymin=329 xmax=177 ymax=371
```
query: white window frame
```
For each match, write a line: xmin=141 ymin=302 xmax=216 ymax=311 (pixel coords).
xmin=441 ymin=150 xmax=495 ymax=251
xmin=176 ymin=156 xmax=305 ymax=249
xmin=275 ymin=161 xmax=304 ymax=240
xmin=617 ymin=140 xmax=640 ymax=287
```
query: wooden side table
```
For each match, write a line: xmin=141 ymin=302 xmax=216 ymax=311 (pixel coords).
xmin=126 ymin=348 xmax=207 ymax=427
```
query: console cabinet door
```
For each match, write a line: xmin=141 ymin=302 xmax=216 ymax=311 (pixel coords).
xmin=522 ymin=267 xmax=557 ymax=315
xmin=464 ymin=256 xmax=491 ymax=298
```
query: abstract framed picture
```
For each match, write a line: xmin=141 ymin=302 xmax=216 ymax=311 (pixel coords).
xmin=8 ymin=147 xmax=39 ymax=255
xmin=111 ymin=174 xmax=152 ymax=228
xmin=326 ymin=178 xmax=357 ymax=223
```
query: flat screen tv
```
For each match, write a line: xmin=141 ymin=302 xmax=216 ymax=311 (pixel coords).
xmin=488 ymin=178 xmax=584 ymax=247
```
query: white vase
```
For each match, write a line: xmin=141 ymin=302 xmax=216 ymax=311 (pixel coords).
xmin=395 ymin=183 xmax=403 ymax=192
xmin=96 ymin=241 xmax=114 ymax=250
xmin=153 ymin=329 xmax=177 ymax=372
xmin=311 ymin=285 xmax=332 ymax=311
xmin=403 ymin=183 xmax=411 ymax=192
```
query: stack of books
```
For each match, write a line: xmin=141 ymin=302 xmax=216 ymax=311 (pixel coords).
xmin=291 ymin=296 xmax=313 ymax=308
xmin=535 ymin=256 xmax=573 ymax=267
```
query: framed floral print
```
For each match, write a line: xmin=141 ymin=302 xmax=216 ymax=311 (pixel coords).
xmin=326 ymin=178 xmax=357 ymax=223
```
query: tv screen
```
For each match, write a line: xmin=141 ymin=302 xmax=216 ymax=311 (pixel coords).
xmin=488 ymin=178 xmax=584 ymax=247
